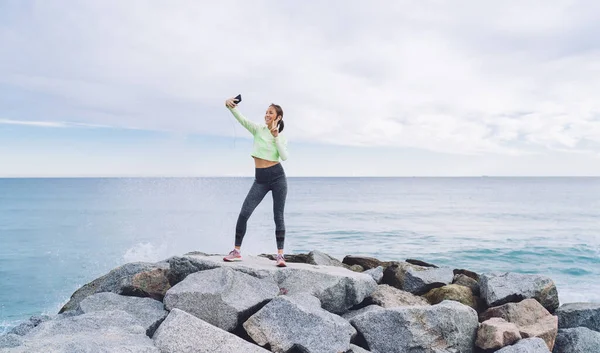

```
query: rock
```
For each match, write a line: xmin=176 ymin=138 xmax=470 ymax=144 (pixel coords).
xmin=59 ymin=262 xmax=170 ymax=313
xmin=495 ymin=337 xmax=551 ymax=352
xmin=363 ymin=266 xmax=384 ymax=283
xmin=152 ymin=308 xmax=269 ymax=353
xmin=8 ymin=315 xmax=51 ymax=336
xmin=454 ymin=269 xmax=480 ymax=281
xmin=259 ymin=253 xmax=311 ymax=263
xmin=365 ymin=284 xmax=429 ymax=308
xmin=307 ymin=250 xmax=345 ymax=267
xmin=3 ymin=310 xmax=159 ymax=353
xmin=479 ymin=272 xmax=559 ymax=313
xmin=405 ymin=259 xmax=438 ymax=268
xmin=78 ymin=292 xmax=167 ymax=336
xmin=342 ymin=256 xmax=383 ymax=270
xmin=475 ymin=318 xmax=521 ymax=350
xmin=403 ymin=266 xmax=454 ymax=295
xmin=553 ymin=327 xmax=600 ymax=353
xmin=342 ymin=305 xmax=385 ymax=321
xmin=163 ymin=267 xmax=279 ymax=332
xmin=349 ymin=264 xmax=365 ymax=272
xmin=243 ymin=293 xmax=356 ymax=353
xmin=381 ymin=261 xmax=425 ymax=289
xmin=350 ymin=300 xmax=479 ymax=353
xmin=555 ymin=302 xmax=600 ymax=332
xmin=453 ymin=273 xmax=480 ymax=296
xmin=0 ymin=334 xmax=23 ymax=348
xmin=480 ymin=299 xmax=558 ymax=351
xmin=347 ymin=344 xmax=371 ymax=353
xmin=424 ymin=284 xmax=477 ymax=310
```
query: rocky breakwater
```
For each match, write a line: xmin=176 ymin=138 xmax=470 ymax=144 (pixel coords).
xmin=0 ymin=250 xmax=598 ymax=353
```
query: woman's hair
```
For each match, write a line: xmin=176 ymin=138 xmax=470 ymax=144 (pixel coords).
xmin=270 ymin=103 xmax=284 ymax=133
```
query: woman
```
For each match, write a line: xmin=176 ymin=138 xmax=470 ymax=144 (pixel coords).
xmin=223 ymin=96 xmax=289 ymax=267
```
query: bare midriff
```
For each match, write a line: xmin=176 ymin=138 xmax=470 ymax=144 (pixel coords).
xmin=253 ymin=156 xmax=280 ymax=169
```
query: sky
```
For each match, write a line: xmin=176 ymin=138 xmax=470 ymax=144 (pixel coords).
xmin=1 ymin=0 xmax=600 ymax=177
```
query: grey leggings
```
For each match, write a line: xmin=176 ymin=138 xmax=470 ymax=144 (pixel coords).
xmin=235 ymin=163 xmax=287 ymax=249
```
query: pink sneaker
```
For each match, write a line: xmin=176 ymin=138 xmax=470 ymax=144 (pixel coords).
xmin=276 ymin=254 xmax=287 ymax=267
xmin=223 ymin=249 xmax=242 ymax=262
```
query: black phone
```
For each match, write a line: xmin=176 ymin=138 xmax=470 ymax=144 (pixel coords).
xmin=234 ymin=94 xmax=242 ymax=104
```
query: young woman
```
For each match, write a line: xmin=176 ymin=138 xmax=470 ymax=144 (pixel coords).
xmin=222 ymin=96 xmax=289 ymax=267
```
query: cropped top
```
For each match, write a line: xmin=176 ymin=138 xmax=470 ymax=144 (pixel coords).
xmin=227 ymin=107 xmax=288 ymax=162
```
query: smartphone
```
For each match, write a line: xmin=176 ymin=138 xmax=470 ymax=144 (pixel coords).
xmin=234 ymin=94 xmax=242 ymax=104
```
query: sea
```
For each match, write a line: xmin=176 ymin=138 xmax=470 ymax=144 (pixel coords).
xmin=1 ymin=177 xmax=599 ymax=334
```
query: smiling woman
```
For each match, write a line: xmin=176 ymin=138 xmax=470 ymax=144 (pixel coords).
xmin=222 ymin=96 xmax=289 ymax=267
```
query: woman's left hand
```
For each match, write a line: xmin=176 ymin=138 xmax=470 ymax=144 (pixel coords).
xmin=270 ymin=117 xmax=281 ymax=137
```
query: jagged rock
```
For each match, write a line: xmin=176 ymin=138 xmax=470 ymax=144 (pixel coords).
xmin=153 ymin=308 xmax=269 ymax=353
xmin=454 ymin=269 xmax=480 ymax=281
xmin=342 ymin=305 xmax=385 ymax=321
xmin=349 ymin=264 xmax=365 ymax=272
xmin=59 ymin=262 xmax=170 ymax=313
xmin=259 ymin=253 xmax=311 ymax=263
xmin=553 ymin=327 xmax=600 ymax=353
xmin=424 ymin=284 xmax=477 ymax=310
xmin=381 ymin=261 xmax=425 ymax=289
xmin=350 ymin=300 xmax=479 ymax=353
xmin=404 ymin=267 xmax=454 ymax=295
xmin=555 ymin=302 xmax=600 ymax=332
xmin=8 ymin=315 xmax=52 ymax=336
xmin=475 ymin=317 xmax=521 ymax=350
xmin=346 ymin=344 xmax=371 ymax=353
xmin=342 ymin=256 xmax=383 ymax=270
xmin=405 ymin=259 xmax=438 ymax=268
xmin=243 ymin=293 xmax=356 ymax=353
xmin=480 ymin=299 xmax=558 ymax=350
xmin=2 ymin=310 xmax=159 ymax=353
xmin=479 ymin=272 xmax=559 ymax=313
xmin=78 ymin=292 xmax=167 ymax=336
xmin=307 ymin=250 xmax=345 ymax=267
xmin=163 ymin=267 xmax=279 ymax=332
xmin=0 ymin=334 xmax=23 ymax=348
xmin=365 ymin=284 xmax=429 ymax=308
xmin=167 ymin=254 xmax=377 ymax=314
xmin=453 ymin=273 xmax=480 ymax=296
xmin=495 ymin=337 xmax=551 ymax=352
xmin=363 ymin=266 xmax=384 ymax=283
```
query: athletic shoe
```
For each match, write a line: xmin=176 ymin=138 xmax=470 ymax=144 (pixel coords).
xmin=223 ymin=249 xmax=242 ymax=262
xmin=276 ymin=253 xmax=287 ymax=267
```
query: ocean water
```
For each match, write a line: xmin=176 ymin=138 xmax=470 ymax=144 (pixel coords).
xmin=1 ymin=177 xmax=599 ymax=333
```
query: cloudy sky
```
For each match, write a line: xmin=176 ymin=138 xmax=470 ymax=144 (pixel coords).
xmin=1 ymin=0 xmax=600 ymax=177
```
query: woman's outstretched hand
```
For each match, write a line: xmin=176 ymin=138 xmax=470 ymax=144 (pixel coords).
xmin=270 ymin=117 xmax=281 ymax=137
xmin=225 ymin=97 xmax=238 ymax=108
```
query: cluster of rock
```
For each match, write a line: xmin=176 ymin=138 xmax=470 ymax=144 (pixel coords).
xmin=1 ymin=250 xmax=599 ymax=353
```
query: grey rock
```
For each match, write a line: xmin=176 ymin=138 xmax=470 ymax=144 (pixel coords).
xmin=243 ymin=293 xmax=356 ymax=353
xmin=164 ymin=267 xmax=279 ymax=332
xmin=307 ymin=250 xmax=345 ymax=267
xmin=382 ymin=261 xmax=424 ymax=289
xmin=403 ymin=266 xmax=454 ymax=295
xmin=0 ymin=334 xmax=23 ymax=348
xmin=153 ymin=308 xmax=269 ymax=353
xmin=350 ymin=300 xmax=479 ymax=353
xmin=59 ymin=262 xmax=171 ymax=313
xmin=3 ymin=310 xmax=158 ymax=353
xmin=8 ymin=315 xmax=51 ymax=336
xmin=405 ymin=259 xmax=438 ymax=268
xmin=495 ymin=337 xmax=551 ymax=352
xmin=365 ymin=284 xmax=430 ymax=308
xmin=556 ymin=302 xmax=600 ymax=332
xmin=342 ymin=256 xmax=383 ymax=270
xmin=553 ymin=327 xmax=600 ymax=353
xmin=480 ymin=272 xmax=559 ymax=313
xmin=342 ymin=305 xmax=385 ymax=321
xmin=453 ymin=273 xmax=480 ymax=296
xmin=364 ymin=266 xmax=384 ymax=284
xmin=347 ymin=344 xmax=371 ymax=353
xmin=170 ymin=254 xmax=377 ymax=314
xmin=78 ymin=292 xmax=167 ymax=336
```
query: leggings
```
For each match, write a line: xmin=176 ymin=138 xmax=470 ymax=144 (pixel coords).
xmin=235 ymin=163 xmax=287 ymax=250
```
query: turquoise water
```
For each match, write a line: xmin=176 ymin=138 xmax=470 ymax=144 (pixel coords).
xmin=1 ymin=177 xmax=599 ymax=333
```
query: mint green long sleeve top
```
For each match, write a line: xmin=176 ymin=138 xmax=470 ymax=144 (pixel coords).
xmin=227 ymin=107 xmax=289 ymax=162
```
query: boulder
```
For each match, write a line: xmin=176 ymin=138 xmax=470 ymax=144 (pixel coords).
xmin=479 ymin=272 xmax=559 ymax=313
xmin=78 ymin=292 xmax=167 ymax=336
xmin=363 ymin=266 xmax=384 ymax=284
xmin=553 ymin=327 xmax=600 ymax=353
xmin=475 ymin=318 xmax=521 ymax=350
xmin=307 ymin=250 xmax=345 ymax=267
xmin=424 ymin=284 xmax=477 ymax=310
xmin=3 ymin=310 xmax=159 ymax=353
xmin=555 ymin=302 xmax=600 ymax=332
xmin=8 ymin=315 xmax=52 ymax=336
xmin=243 ymin=293 xmax=356 ymax=353
xmin=342 ymin=256 xmax=383 ymax=270
xmin=342 ymin=305 xmax=385 ymax=321
xmin=153 ymin=308 xmax=269 ymax=353
xmin=480 ymin=299 xmax=558 ymax=350
xmin=347 ymin=344 xmax=371 ymax=353
xmin=59 ymin=262 xmax=170 ymax=313
xmin=163 ymin=267 xmax=279 ymax=332
xmin=405 ymin=259 xmax=438 ymax=268
xmin=454 ymin=269 xmax=480 ymax=281
xmin=349 ymin=300 xmax=479 ymax=353
xmin=495 ymin=337 xmax=551 ymax=352
xmin=0 ymin=334 xmax=23 ymax=349
xmin=365 ymin=284 xmax=429 ymax=308
xmin=403 ymin=266 xmax=454 ymax=295
xmin=453 ymin=273 xmax=480 ymax=296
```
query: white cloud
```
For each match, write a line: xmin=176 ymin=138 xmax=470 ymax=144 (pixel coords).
xmin=1 ymin=0 xmax=600 ymax=156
